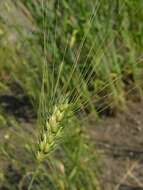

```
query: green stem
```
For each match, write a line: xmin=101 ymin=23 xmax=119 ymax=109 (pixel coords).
xmin=28 ymin=164 xmax=40 ymax=190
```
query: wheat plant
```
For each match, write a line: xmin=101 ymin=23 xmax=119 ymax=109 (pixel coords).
xmin=0 ymin=0 xmax=143 ymax=190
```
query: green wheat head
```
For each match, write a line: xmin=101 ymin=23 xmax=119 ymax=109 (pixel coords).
xmin=36 ymin=100 xmax=69 ymax=162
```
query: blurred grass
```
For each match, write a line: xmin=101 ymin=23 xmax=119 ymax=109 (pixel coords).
xmin=0 ymin=0 xmax=143 ymax=112
xmin=0 ymin=0 xmax=143 ymax=189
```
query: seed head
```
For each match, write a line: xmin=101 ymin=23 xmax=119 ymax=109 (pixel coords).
xmin=36 ymin=102 xmax=69 ymax=162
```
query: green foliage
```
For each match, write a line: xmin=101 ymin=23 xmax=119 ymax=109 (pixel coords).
xmin=0 ymin=0 xmax=143 ymax=111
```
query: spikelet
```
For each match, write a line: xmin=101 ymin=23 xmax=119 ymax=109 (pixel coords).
xmin=36 ymin=102 xmax=69 ymax=162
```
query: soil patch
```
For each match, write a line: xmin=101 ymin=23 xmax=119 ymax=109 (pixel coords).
xmin=88 ymin=100 xmax=143 ymax=190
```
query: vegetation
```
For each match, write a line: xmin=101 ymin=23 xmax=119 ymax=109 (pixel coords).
xmin=0 ymin=0 xmax=143 ymax=189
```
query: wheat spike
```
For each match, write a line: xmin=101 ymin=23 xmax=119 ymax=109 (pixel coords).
xmin=36 ymin=102 xmax=69 ymax=162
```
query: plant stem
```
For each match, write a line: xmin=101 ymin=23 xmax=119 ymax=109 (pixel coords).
xmin=28 ymin=164 xmax=40 ymax=190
